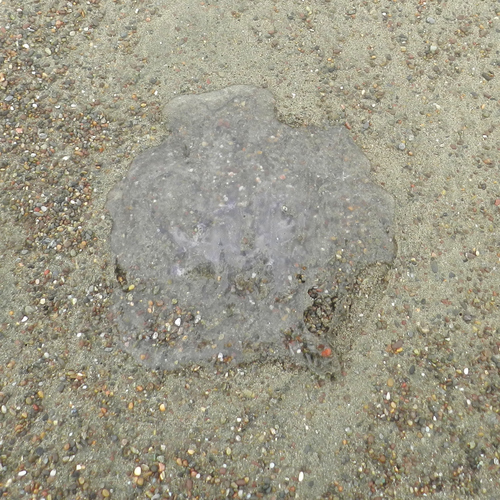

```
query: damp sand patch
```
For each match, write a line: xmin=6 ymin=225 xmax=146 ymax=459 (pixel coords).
xmin=106 ymin=86 xmax=396 ymax=375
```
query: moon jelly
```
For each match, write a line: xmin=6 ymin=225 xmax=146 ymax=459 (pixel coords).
xmin=107 ymin=86 xmax=395 ymax=375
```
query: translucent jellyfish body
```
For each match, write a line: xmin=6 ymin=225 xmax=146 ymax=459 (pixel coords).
xmin=107 ymin=86 xmax=395 ymax=374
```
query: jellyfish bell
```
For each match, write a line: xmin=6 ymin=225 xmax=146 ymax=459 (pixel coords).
xmin=107 ymin=86 xmax=396 ymax=375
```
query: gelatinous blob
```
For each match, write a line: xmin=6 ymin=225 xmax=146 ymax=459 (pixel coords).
xmin=106 ymin=86 xmax=395 ymax=374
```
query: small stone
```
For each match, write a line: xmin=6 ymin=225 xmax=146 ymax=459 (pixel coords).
xmin=482 ymin=71 xmax=494 ymax=82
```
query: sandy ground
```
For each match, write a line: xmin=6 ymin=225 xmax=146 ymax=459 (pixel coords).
xmin=1 ymin=0 xmax=499 ymax=498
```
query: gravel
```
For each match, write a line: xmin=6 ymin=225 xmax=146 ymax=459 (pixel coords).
xmin=0 ymin=0 xmax=499 ymax=498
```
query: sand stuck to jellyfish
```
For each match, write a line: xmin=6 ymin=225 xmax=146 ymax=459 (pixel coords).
xmin=106 ymin=86 xmax=396 ymax=375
